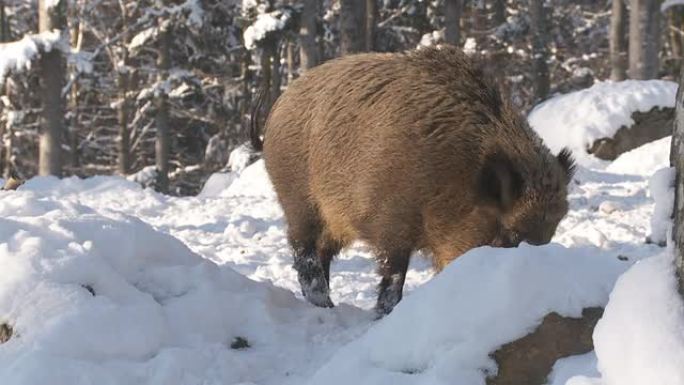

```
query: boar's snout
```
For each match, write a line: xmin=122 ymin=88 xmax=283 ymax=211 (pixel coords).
xmin=491 ymin=232 xmax=522 ymax=248
xmin=491 ymin=230 xmax=554 ymax=249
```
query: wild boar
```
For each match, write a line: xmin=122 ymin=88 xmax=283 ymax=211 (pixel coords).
xmin=250 ymin=45 xmax=575 ymax=316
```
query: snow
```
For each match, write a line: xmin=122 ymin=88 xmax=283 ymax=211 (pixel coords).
xmin=308 ymin=244 xmax=628 ymax=385
xmin=0 ymin=176 xmax=369 ymax=385
xmin=0 ymin=79 xmax=682 ymax=384
xmin=44 ymin=0 xmax=62 ymax=10
xmin=243 ymin=11 xmax=292 ymax=50
xmin=605 ymin=136 xmax=671 ymax=176
xmin=228 ymin=143 xmax=259 ymax=172
xmin=571 ymin=251 xmax=684 ymax=385
xmin=548 ymin=353 xmax=599 ymax=385
xmin=127 ymin=165 xmax=157 ymax=188
xmin=463 ymin=37 xmax=477 ymax=55
xmin=0 ymin=31 xmax=63 ymax=81
xmin=129 ymin=27 xmax=157 ymax=52
xmin=647 ymin=167 xmax=675 ymax=246
xmin=529 ymin=80 xmax=678 ymax=167
xmin=662 ymin=0 xmax=684 ymax=12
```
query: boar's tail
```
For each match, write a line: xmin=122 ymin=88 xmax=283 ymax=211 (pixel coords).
xmin=249 ymin=88 xmax=267 ymax=153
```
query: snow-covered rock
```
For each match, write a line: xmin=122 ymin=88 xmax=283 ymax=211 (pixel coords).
xmin=308 ymin=244 xmax=628 ymax=385
xmin=605 ymin=136 xmax=671 ymax=176
xmin=529 ymin=80 xmax=677 ymax=167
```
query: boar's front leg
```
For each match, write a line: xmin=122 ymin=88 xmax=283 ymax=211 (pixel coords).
xmin=375 ymin=250 xmax=411 ymax=317
xmin=291 ymin=231 xmax=335 ymax=308
xmin=293 ymin=251 xmax=334 ymax=308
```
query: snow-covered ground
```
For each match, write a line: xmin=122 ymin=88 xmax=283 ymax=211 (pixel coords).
xmin=1 ymin=81 xmax=683 ymax=385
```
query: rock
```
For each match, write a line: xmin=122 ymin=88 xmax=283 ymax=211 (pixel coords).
xmin=588 ymin=107 xmax=673 ymax=160
xmin=0 ymin=323 xmax=13 ymax=344
xmin=487 ymin=307 xmax=603 ymax=385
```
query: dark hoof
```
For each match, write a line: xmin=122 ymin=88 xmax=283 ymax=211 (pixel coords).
xmin=373 ymin=303 xmax=394 ymax=320
xmin=301 ymin=277 xmax=334 ymax=308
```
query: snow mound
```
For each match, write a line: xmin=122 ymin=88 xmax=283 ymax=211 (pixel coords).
xmin=647 ymin=167 xmax=675 ymax=246
xmin=571 ymin=252 xmax=684 ymax=385
xmin=529 ymin=80 xmax=677 ymax=166
xmin=198 ymin=172 xmax=237 ymax=198
xmin=605 ymin=136 xmax=671 ymax=176
xmin=308 ymin=244 xmax=629 ymax=385
xmin=201 ymin=159 xmax=275 ymax=199
xmin=0 ymin=185 xmax=365 ymax=385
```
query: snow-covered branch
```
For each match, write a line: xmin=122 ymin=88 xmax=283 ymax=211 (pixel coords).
xmin=661 ymin=0 xmax=684 ymax=12
xmin=0 ymin=30 xmax=66 ymax=81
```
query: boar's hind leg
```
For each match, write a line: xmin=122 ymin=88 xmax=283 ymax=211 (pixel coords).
xmin=288 ymin=208 xmax=335 ymax=308
xmin=316 ymin=228 xmax=343 ymax=286
xmin=375 ymin=249 xmax=411 ymax=317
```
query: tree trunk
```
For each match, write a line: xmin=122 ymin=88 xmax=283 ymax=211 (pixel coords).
xmin=270 ymin=39 xmax=281 ymax=106
xmin=610 ymin=0 xmax=628 ymax=81
xmin=340 ymin=0 xmax=366 ymax=55
xmin=0 ymin=0 xmax=8 ymax=42
xmin=287 ymin=41 xmax=295 ymax=83
xmin=117 ymin=8 xmax=131 ymax=176
xmin=0 ymin=0 xmax=8 ymax=178
xmin=530 ymin=0 xmax=549 ymax=102
xmin=629 ymin=0 xmax=661 ymax=80
xmin=365 ymin=0 xmax=377 ymax=52
xmin=240 ymin=46 xmax=252 ymax=127
xmin=38 ymin=0 xmax=66 ymax=177
xmin=155 ymin=21 xmax=171 ymax=193
xmin=299 ymin=0 xmax=320 ymax=70
xmin=445 ymin=0 xmax=462 ymax=46
xmin=260 ymin=39 xmax=274 ymax=112
xmin=668 ymin=7 xmax=684 ymax=76
xmin=473 ymin=0 xmax=487 ymax=37
xmin=68 ymin=5 xmax=80 ymax=170
xmin=672 ymin=67 xmax=684 ymax=293
xmin=493 ymin=0 xmax=506 ymax=26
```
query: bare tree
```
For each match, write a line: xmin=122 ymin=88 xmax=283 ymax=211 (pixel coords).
xmin=155 ymin=20 xmax=171 ymax=193
xmin=493 ymin=0 xmax=506 ymax=26
xmin=366 ymin=0 xmax=377 ymax=51
xmin=670 ymin=67 xmax=684 ymax=293
xmin=299 ymin=0 xmax=320 ymax=69
xmin=286 ymin=41 xmax=295 ymax=83
xmin=38 ymin=0 xmax=66 ymax=177
xmin=445 ymin=0 xmax=462 ymax=46
xmin=666 ymin=6 xmax=683 ymax=75
xmin=610 ymin=0 xmax=628 ymax=81
xmin=270 ymin=38 xmax=282 ymax=104
xmin=628 ymin=0 xmax=660 ymax=79
xmin=530 ymin=0 xmax=549 ymax=102
xmin=117 ymin=1 xmax=131 ymax=175
xmin=0 ymin=0 xmax=8 ymax=42
xmin=340 ymin=0 xmax=365 ymax=55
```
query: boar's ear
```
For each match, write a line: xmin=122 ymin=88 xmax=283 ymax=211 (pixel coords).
xmin=478 ymin=153 xmax=524 ymax=209
xmin=557 ymin=147 xmax=576 ymax=182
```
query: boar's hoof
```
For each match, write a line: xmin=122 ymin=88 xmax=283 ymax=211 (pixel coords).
xmin=294 ymin=256 xmax=334 ymax=308
xmin=302 ymin=283 xmax=334 ymax=308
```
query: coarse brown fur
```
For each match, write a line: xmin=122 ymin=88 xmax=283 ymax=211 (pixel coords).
xmin=255 ymin=45 xmax=575 ymax=315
